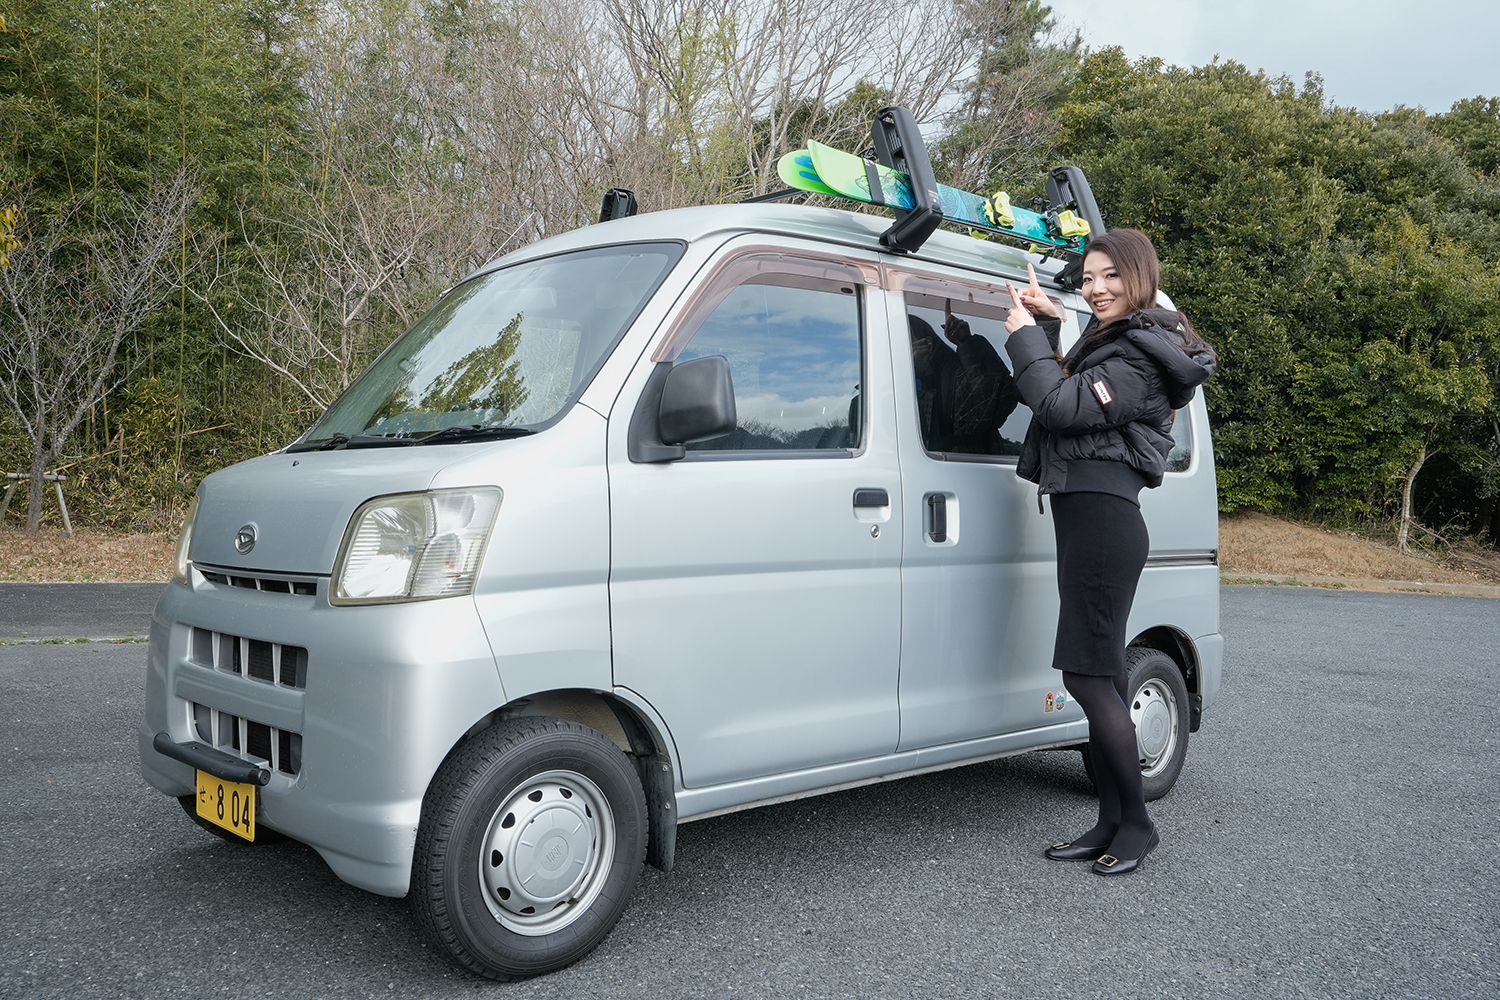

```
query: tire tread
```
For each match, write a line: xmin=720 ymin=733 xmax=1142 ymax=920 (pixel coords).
xmin=409 ymin=716 xmax=646 ymax=980
xmin=1125 ymin=646 xmax=1191 ymax=801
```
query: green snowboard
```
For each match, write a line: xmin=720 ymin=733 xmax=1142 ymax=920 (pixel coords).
xmin=776 ymin=140 xmax=1088 ymax=255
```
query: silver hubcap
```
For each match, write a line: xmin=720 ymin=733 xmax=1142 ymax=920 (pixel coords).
xmin=1131 ymin=679 xmax=1179 ymax=777
xmin=478 ymin=770 xmax=615 ymax=936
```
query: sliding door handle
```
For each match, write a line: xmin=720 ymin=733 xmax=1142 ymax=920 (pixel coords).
xmin=926 ymin=493 xmax=947 ymax=542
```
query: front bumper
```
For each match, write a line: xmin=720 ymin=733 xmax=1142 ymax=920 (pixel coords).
xmin=139 ymin=572 xmax=506 ymax=896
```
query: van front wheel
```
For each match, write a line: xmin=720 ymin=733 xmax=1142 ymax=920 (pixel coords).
xmin=410 ymin=717 xmax=647 ymax=980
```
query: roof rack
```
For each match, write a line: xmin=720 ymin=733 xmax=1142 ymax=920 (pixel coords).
xmin=767 ymin=107 xmax=1105 ymax=268
xmin=601 ymin=106 xmax=1107 ymax=282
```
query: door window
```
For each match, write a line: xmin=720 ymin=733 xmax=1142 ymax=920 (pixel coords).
xmin=896 ymin=275 xmax=1065 ymax=460
xmin=668 ymin=260 xmax=865 ymax=454
xmin=1166 ymin=409 xmax=1193 ymax=472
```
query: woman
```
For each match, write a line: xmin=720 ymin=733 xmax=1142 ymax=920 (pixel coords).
xmin=1002 ymin=229 xmax=1216 ymax=876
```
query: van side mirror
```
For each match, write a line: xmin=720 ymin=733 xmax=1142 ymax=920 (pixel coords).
xmin=660 ymin=356 xmax=736 ymax=445
xmin=627 ymin=357 xmax=737 ymax=462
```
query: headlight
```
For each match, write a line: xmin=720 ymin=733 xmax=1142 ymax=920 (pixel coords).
xmin=173 ymin=495 xmax=200 ymax=586
xmin=331 ymin=488 xmax=501 ymax=605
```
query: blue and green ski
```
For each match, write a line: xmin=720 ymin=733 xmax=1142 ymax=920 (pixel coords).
xmin=776 ymin=140 xmax=1090 ymax=255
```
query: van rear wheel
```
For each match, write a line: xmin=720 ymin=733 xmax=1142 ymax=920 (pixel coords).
xmin=410 ymin=717 xmax=647 ymax=980
xmin=1080 ymin=648 xmax=1191 ymax=801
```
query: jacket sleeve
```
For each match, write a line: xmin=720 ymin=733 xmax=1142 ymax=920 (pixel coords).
xmin=1037 ymin=313 xmax=1062 ymax=353
xmin=1005 ymin=325 xmax=1159 ymax=433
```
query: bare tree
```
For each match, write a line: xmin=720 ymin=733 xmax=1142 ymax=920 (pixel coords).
xmin=938 ymin=0 xmax=1082 ymax=191
xmin=190 ymin=2 xmax=574 ymax=410
xmin=0 ymin=171 xmax=201 ymax=531
xmin=598 ymin=0 xmax=971 ymax=201
xmin=192 ymin=171 xmax=454 ymax=409
xmin=210 ymin=1 xmax=991 ymax=405
xmin=717 ymin=0 xmax=969 ymax=194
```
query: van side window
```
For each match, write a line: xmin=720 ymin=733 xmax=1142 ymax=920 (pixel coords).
xmin=898 ymin=280 xmax=1062 ymax=460
xmin=675 ymin=275 xmax=863 ymax=453
xmin=1166 ymin=409 xmax=1193 ymax=472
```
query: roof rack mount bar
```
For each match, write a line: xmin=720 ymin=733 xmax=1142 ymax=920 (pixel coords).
xmin=599 ymin=188 xmax=639 ymax=223
xmin=740 ymin=188 xmax=803 ymax=204
xmin=1045 ymin=167 xmax=1106 ymax=288
xmin=870 ymin=106 xmax=943 ymax=254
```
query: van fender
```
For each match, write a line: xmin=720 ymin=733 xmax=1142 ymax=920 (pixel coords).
xmin=1129 ymin=625 xmax=1203 ymax=732
xmin=457 ymin=688 xmax=680 ymax=873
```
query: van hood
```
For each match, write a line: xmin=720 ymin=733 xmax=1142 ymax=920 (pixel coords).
xmin=189 ymin=448 xmax=458 ymax=575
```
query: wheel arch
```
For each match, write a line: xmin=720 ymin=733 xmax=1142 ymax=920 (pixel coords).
xmin=438 ymin=688 xmax=679 ymax=872
xmin=1128 ymin=625 xmax=1204 ymax=732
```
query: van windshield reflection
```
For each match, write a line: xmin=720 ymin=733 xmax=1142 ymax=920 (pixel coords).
xmin=289 ymin=243 xmax=682 ymax=450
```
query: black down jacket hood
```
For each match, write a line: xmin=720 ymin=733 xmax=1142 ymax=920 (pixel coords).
xmin=1116 ymin=308 xmax=1218 ymax=408
xmin=1005 ymin=308 xmax=1217 ymax=499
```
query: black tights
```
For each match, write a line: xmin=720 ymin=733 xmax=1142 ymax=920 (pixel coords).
xmin=1062 ymin=671 xmax=1154 ymax=858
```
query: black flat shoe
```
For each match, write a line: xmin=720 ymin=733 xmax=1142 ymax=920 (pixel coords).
xmin=1092 ymin=825 xmax=1159 ymax=876
xmin=1045 ymin=840 xmax=1110 ymax=862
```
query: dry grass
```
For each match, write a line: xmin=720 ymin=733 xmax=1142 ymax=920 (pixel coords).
xmin=1219 ymin=512 xmax=1500 ymax=586
xmin=0 ymin=526 xmax=175 ymax=582
xmin=2 ymin=514 xmax=1497 ymax=588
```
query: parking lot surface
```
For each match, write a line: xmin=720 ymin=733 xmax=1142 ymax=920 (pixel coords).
xmin=0 ymin=582 xmax=162 ymax=640
xmin=1 ymin=586 xmax=1495 ymax=999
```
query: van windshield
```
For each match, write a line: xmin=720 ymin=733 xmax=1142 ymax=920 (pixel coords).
xmin=293 ymin=243 xmax=683 ymax=448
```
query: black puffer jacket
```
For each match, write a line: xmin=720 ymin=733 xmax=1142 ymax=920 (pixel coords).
xmin=1004 ymin=308 xmax=1217 ymax=502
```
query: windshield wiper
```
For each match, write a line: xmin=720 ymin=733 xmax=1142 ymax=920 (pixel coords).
xmin=417 ymin=424 xmax=537 ymax=445
xmin=286 ymin=433 xmax=416 ymax=452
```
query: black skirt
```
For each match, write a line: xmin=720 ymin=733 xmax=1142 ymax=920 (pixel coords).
xmin=1050 ymin=490 xmax=1150 ymax=676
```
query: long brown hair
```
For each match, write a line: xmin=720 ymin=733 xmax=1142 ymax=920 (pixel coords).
xmin=1063 ymin=228 xmax=1212 ymax=373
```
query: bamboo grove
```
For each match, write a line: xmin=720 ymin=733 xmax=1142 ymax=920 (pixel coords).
xmin=3 ymin=1 xmax=1499 ymax=546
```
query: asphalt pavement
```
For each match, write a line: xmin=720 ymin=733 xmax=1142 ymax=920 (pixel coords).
xmin=0 ymin=582 xmax=163 ymax=639
xmin=0 ymin=586 xmax=1496 ymax=999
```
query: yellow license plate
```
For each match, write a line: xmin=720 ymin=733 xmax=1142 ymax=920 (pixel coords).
xmin=195 ymin=770 xmax=256 ymax=841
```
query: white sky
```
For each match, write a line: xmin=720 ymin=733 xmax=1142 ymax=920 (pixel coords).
xmin=1042 ymin=0 xmax=1500 ymax=114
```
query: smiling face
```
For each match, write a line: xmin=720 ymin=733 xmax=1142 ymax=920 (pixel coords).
xmin=1081 ymin=251 xmax=1131 ymax=326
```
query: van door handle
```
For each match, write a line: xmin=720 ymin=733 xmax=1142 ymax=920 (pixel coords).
xmin=852 ymin=488 xmax=888 ymax=507
xmin=927 ymin=493 xmax=947 ymax=542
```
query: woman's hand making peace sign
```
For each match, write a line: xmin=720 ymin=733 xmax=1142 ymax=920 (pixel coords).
xmin=1004 ymin=263 xmax=1059 ymax=333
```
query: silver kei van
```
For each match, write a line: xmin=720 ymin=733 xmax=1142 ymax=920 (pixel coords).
xmin=140 ymin=171 xmax=1221 ymax=981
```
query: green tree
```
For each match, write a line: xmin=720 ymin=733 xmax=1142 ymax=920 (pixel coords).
xmin=1292 ymin=219 xmax=1498 ymax=544
xmin=1430 ymin=96 xmax=1500 ymax=176
xmin=1055 ymin=51 xmax=1500 ymax=538
xmin=1 ymin=0 xmax=311 ymax=528
xmin=1058 ymin=52 xmax=1351 ymax=510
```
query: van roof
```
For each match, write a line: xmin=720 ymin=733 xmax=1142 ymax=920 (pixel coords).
xmin=483 ymin=202 xmax=1071 ymax=289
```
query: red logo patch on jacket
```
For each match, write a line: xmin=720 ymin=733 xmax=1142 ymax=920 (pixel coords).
xmin=1091 ymin=379 xmax=1114 ymax=405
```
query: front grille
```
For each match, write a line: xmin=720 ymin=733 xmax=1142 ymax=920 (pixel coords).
xmin=198 ymin=566 xmax=317 ymax=596
xmin=192 ymin=703 xmax=302 ymax=775
xmin=190 ymin=628 xmax=307 ymax=689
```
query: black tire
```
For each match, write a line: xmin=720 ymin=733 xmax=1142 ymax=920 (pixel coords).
xmin=409 ymin=717 xmax=647 ymax=981
xmin=1127 ymin=646 xmax=1191 ymax=800
xmin=1079 ymin=648 xmax=1191 ymax=801
xmin=176 ymin=794 xmax=287 ymax=844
